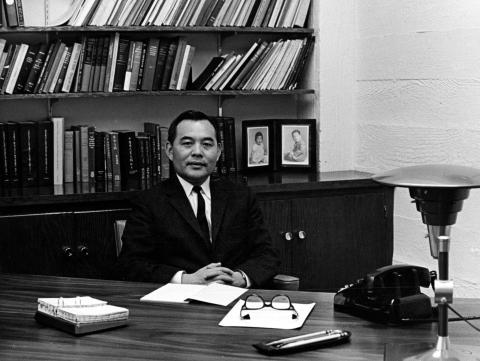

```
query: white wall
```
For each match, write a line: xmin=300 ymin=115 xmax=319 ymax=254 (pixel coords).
xmin=355 ymin=0 xmax=480 ymax=297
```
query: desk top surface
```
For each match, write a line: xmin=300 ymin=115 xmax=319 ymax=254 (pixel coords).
xmin=1 ymin=273 xmax=479 ymax=361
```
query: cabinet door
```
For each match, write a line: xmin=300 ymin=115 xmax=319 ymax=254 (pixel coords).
xmin=290 ymin=190 xmax=393 ymax=291
xmin=257 ymin=199 xmax=293 ymax=276
xmin=73 ymin=209 xmax=131 ymax=279
xmin=0 ymin=213 xmax=76 ymax=276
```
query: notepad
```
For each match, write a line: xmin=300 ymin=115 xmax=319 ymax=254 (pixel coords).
xmin=140 ymin=283 xmax=248 ymax=306
xmin=37 ymin=296 xmax=129 ymax=324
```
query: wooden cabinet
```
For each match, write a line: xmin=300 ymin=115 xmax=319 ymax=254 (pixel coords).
xmin=0 ymin=202 xmax=131 ymax=278
xmin=0 ymin=172 xmax=393 ymax=288
xmin=256 ymin=172 xmax=394 ymax=291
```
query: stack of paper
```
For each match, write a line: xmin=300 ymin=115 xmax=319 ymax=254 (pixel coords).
xmin=37 ymin=296 xmax=129 ymax=325
xmin=140 ymin=283 xmax=248 ymax=306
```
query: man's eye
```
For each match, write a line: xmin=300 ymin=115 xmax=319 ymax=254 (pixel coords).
xmin=203 ymin=142 xmax=213 ymax=148
xmin=182 ymin=141 xmax=193 ymax=147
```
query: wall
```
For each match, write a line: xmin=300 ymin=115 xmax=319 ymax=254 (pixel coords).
xmin=355 ymin=0 xmax=480 ymax=297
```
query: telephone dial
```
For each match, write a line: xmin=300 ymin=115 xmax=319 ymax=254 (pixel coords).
xmin=334 ymin=264 xmax=435 ymax=324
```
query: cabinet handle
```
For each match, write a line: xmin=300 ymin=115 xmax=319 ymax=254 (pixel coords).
xmin=61 ymin=246 xmax=73 ymax=258
xmin=283 ymin=232 xmax=293 ymax=241
xmin=77 ymin=245 xmax=89 ymax=257
xmin=298 ymin=230 xmax=307 ymax=239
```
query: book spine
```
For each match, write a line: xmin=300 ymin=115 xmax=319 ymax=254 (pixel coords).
xmin=80 ymin=37 xmax=95 ymax=92
xmin=87 ymin=126 xmax=96 ymax=185
xmin=160 ymin=40 xmax=178 ymax=90
xmin=73 ymin=129 xmax=82 ymax=183
xmin=104 ymin=131 xmax=113 ymax=191
xmin=63 ymin=130 xmax=74 ymax=183
xmin=110 ymin=132 xmax=121 ymax=191
xmin=117 ymin=131 xmax=139 ymax=190
xmin=24 ymin=43 xmax=48 ymax=93
xmin=19 ymin=121 xmax=38 ymax=187
xmin=224 ymin=117 xmax=237 ymax=175
xmin=13 ymin=44 xmax=37 ymax=93
xmin=140 ymin=37 xmax=160 ymax=91
xmin=33 ymin=41 xmax=57 ymax=93
xmin=94 ymin=131 xmax=106 ymax=192
xmin=52 ymin=117 xmax=64 ymax=185
xmin=37 ymin=120 xmax=53 ymax=187
xmin=136 ymin=42 xmax=147 ymax=91
xmin=15 ymin=0 xmax=24 ymax=26
xmin=4 ymin=0 xmax=19 ymax=27
xmin=0 ymin=123 xmax=9 ymax=186
xmin=136 ymin=136 xmax=147 ymax=190
xmin=112 ymin=38 xmax=130 ymax=92
xmin=53 ymin=45 xmax=73 ymax=94
xmin=61 ymin=42 xmax=82 ymax=93
xmin=6 ymin=122 xmax=20 ymax=186
xmin=159 ymin=126 xmax=169 ymax=179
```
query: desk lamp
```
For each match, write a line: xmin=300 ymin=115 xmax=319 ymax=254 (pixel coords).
xmin=372 ymin=164 xmax=480 ymax=361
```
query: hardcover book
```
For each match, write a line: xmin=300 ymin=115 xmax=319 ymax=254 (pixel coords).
xmin=24 ymin=43 xmax=48 ymax=93
xmin=13 ymin=44 xmax=38 ymax=94
xmin=141 ymin=37 xmax=160 ymax=91
xmin=18 ymin=121 xmax=38 ymax=187
xmin=115 ymin=130 xmax=140 ymax=191
xmin=5 ymin=122 xmax=20 ymax=187
xmin=37 ymin=119 xmax=53 ymax=187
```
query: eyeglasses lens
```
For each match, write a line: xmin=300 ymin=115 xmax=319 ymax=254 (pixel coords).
xmin=245 ymin=295 xmax=264 ymax=309
xmin=271 ymin=295 xmax=291 ymax=310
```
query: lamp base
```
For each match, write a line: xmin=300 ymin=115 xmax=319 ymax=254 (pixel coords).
xmin=384 ymin=338 xmax=480 ymax=361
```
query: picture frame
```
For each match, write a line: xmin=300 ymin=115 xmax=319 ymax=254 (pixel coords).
xmin=242 ymin=120 xmax=274 ymax=171
xmin=276 ymin=119 xmax=316 ymax=170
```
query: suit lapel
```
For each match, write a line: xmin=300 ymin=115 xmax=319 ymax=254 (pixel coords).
xmin=211 ymin=179 xmax=229 ymax=244
xmin=165 ymin=177 xmax=211 ymax=249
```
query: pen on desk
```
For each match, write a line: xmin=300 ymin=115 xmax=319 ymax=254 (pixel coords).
xmin=265 ymin=330 xmax=331 ymax=347
xmin=276 ymin=331 xmax=350 ymax=350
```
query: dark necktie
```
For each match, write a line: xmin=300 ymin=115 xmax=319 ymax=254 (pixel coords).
xmin=193 ymin=186 xmax=210 ymax=241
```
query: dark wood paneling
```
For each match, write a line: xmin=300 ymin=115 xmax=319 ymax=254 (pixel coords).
xmin=0 ymin=213 xmax=75 ymax=275
xmin=258 ymin=199 xmax=292 ymax=276
xmin=291 ymin=190 xmax=393 ymax=291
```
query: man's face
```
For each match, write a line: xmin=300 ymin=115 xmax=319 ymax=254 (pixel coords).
xmin=166 ymin=119 xmax=221 ymax=185
xmin=292 ymin=132 xmax=301 ymax=142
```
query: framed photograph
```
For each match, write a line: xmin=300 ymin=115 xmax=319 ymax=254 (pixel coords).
xmin=242 ymin=120 xmax=273 ymax=171
xmin=277 ymin=119 xmax=316 ymax=170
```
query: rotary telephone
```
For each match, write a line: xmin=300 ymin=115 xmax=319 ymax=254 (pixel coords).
xmin=334 ymin=264 xmax=435 ymax=324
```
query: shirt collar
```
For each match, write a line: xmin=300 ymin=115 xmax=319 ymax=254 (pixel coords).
xmin=176 ymin=174 xmax=211 ymax=199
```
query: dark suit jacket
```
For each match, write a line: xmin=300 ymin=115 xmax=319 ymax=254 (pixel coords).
xmin=116 ymin=176 xmax=280 ymax=287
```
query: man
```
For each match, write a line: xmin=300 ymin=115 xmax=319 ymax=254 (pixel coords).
xmin=117 ymin=110 xmax=280 ymax=287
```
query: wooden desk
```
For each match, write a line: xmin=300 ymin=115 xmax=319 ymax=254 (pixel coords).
xmin=1 ymin=274 xmax=479 ymax=360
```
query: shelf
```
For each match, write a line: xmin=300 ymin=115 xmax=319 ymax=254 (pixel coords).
xmin=0 ymin=26 xmax=314 ymax=34
xmin=0 ymin=89 xmax=315 ymax=101
xmin=0 ymin=171 xmax=382 ymax=209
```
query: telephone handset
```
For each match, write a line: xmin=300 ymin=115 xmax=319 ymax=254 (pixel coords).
xmin=334 ymin=264 xmax=434 ymax=324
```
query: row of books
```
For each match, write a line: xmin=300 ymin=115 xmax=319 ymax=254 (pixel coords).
xmin=0 ymin=34 xmax=313 ymax=95
xmin=0 ymin=115 xmax=237 ymax=191
xmin=0 ymin=0 xmax=310 ymax=29
xmin=192 ymin=36 xmax=313 ymax=91
xmin=0 ymin=34 xmax=197 ymax=95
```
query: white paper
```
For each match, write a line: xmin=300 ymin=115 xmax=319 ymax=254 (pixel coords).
xmin=140 ymin=284 xmax=206 ymax=304
xmin=140 ymin=283 xmax=247 ymax=306
xmin=219 ymin=299 xmax=316 ymax=329
xmin=187 ymin=283 xmax=248 ymax=306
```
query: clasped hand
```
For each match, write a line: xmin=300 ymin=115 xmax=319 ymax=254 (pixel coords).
xmin=182 ymin=262 xmax=246 ymax=287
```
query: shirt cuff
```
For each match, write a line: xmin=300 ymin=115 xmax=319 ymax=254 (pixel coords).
xmin=171 ymin=270 xmax=185 ymax=284
xmin=237 ymin=270 xmax=251 ymax=288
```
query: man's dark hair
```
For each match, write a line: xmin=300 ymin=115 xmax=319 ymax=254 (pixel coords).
xmin=291 ymin=129 xmax=301 ymax=136
xmin=254 ymin=131 xmax=263 ymax=140
xmin=168 ymin=110 xmax=219 ymax=143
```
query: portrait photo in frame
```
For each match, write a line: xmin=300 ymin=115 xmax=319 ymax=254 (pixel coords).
xmin=277 ymin=119 xmax=316 ymax=170
xmin=242 ymin=120 xmax=273 ymax=171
